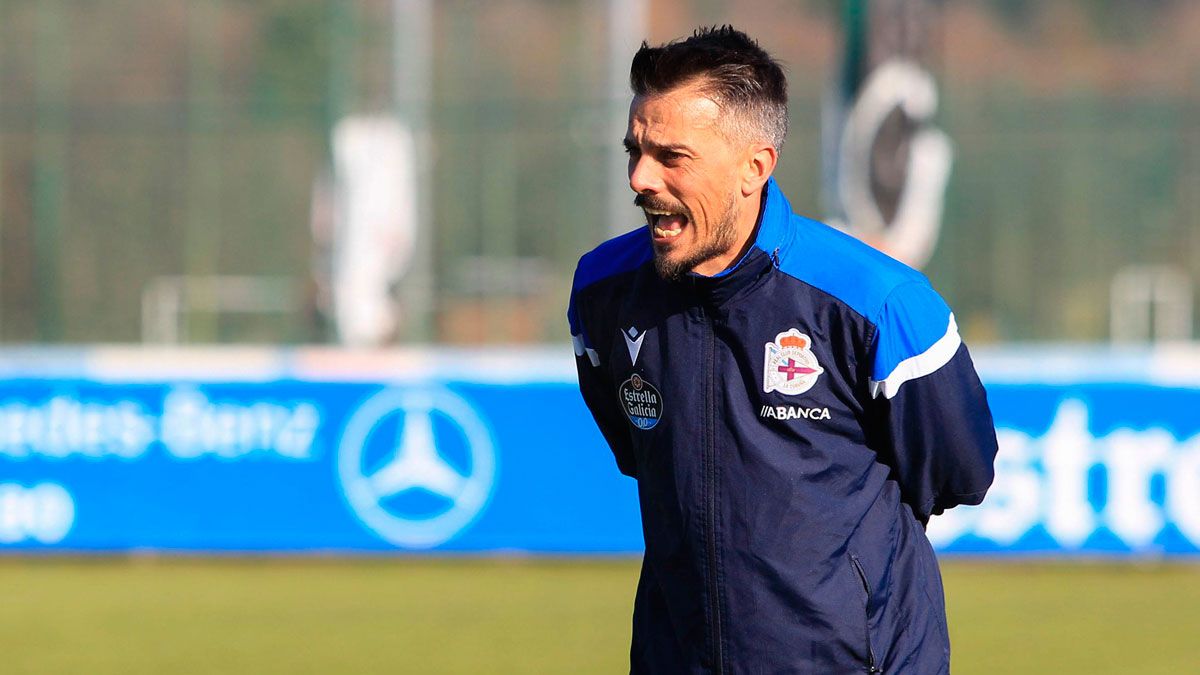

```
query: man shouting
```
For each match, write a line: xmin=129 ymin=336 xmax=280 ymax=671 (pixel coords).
xmin=569 ymin=26 xmax=998 ymax=674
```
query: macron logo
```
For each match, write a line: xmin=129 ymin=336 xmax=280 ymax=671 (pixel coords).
xmin=622 ymin=327 xmax=645 ymax=366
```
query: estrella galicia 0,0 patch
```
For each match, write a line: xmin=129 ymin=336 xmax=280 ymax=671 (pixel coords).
xmin=618 ymin=373 xmax=662 ymax=430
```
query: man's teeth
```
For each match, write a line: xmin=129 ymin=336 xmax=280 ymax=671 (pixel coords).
xmin=646 ymin=208 xmax=686 ymax=238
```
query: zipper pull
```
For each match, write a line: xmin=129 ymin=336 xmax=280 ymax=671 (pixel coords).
xmin=771 ymin=247 xmax=781 ymax=268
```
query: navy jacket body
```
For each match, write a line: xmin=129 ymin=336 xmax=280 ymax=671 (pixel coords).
xmin=568 ymin=179 xmax=998 ymax=674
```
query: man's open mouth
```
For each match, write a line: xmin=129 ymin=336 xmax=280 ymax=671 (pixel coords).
xmin=644 ymin=207 xmax=689 ymax=239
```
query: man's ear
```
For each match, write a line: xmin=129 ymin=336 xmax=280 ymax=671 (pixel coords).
xmin=742 ymin=144 xmax=778 ymax=196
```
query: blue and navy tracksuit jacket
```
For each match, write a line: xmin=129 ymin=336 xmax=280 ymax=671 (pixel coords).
xmin=568 ymin=178 xmax=998 ymax=674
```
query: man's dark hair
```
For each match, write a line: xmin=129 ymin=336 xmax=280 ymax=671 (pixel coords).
xmin=630 ymin=25 xmax=788 ymax=151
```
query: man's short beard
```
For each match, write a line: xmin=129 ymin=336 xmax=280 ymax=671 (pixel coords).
xmin=654 ymin=193 xmax=740 ymax=281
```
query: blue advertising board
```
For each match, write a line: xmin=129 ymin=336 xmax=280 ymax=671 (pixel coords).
xmin=0 ymin=346 xmax=1198 ymax=556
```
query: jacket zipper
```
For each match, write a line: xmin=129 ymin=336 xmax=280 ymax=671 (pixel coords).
xmin=850 ymin=555 xmax=881 ymax=673
xmin=702 ymin=308 xmax=724 ymax=673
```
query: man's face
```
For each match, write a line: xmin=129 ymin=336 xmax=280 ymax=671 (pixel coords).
xmin=625 ymin=83 xmax=748 ymax=280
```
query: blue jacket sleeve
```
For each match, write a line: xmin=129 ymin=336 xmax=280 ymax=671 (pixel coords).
xmin=569 ymin=272 xmax=638 ymax=478
xmin=866 ymin=282 xmax=998 ymax=522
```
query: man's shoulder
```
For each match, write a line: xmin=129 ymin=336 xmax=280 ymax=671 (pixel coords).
xmin=571 ymin=226 xmax=653 ymax=297
xmin=773 ymin=214 xmax=935 ymax=324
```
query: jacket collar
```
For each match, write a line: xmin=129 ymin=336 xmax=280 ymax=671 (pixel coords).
xmin=751 ymin=176 xmax=797 ymax=259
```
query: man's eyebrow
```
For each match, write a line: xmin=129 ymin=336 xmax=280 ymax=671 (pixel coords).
xmin=623 ymin=138 xmax=694 ymax=154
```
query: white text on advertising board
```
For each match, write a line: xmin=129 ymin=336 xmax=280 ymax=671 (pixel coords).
xmin=0 ymin=388 xmax=319 ymax=461
xmin=929 ymin=399 xmax=1200 ymax=551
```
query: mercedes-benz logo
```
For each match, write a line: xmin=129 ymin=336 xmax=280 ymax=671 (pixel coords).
xmin=337 ymin=387 xmax=497 ymax=548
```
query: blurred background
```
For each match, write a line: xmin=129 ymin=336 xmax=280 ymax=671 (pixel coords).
xmin=2 ymin=0 xmax=1196 ymax=346
xmin=1 ymin=1 xmax=1198 ymax=673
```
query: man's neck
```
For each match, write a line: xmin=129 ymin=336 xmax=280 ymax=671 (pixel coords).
xmin=714 ymin=187 xmax=768 ymax=276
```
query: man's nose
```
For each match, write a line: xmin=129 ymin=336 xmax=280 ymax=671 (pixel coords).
xmin=628 ymin=155 xmax=662 ymax=194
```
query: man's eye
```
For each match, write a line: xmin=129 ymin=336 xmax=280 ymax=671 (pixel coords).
xmin=662 ymin=151 xmax=684 ymax=163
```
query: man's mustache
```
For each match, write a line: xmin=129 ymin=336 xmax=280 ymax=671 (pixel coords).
xmin=634 ymin=193 xmax=689 ymax=217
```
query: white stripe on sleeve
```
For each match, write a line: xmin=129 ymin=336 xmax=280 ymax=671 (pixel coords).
xmin=572 ymin=333 xmax=601 ymax=367
xmin=868 ymin=313 xmax=961 ymax=400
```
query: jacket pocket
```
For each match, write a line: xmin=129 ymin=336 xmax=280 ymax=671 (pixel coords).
xmin=850 ymin=554 xmax=882 ymax=674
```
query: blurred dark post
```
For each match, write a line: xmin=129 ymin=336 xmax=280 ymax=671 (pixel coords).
xmin=824 ymin=0 xmax=950 ymax=269
xmin=185 ymin=0 xmax=223 ymax=342
xmin=327 ymin=0 xmax=356 ymax=126
xmin=838 ymin=0 xmax=869 ymax=137
xmin=856 ymin=0 xmax=932 ymax=225
xmin=831 ymin=0 xmax=935 ymax=224
xmin=34 ymin=0 xmax=67 ymax=341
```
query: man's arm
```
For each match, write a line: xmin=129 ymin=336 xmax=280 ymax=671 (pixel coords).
xmin=569 ymin=283 xmax=638 ymax=478
xmin=865 ymin=281 xmax=998 ymax=523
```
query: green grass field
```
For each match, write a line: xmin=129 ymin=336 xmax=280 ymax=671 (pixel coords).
xmin=2 ymin=557 xmax=1197 ymax=674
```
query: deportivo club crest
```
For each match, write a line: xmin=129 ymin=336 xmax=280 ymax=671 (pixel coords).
xmin=763 ymin=329 xmax=824 ymax=396
xmin=618 ymin=373 xmax=662 ymax=430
